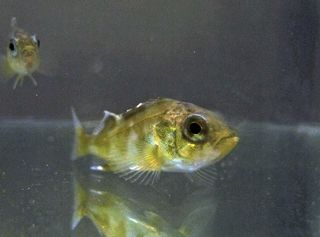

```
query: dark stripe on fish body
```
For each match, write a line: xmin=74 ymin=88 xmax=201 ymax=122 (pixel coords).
xmin=114 ymin=131 xmax=130 ymax=158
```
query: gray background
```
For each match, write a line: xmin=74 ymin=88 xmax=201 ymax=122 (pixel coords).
xmin=0 ymin=0 xmax=318 ymax=122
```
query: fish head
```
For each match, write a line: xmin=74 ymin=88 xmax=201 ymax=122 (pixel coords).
xmin=7 ymin=34 xmax=40 ymax=73
xmin=162 ymin=101 xmax=239 ymax=172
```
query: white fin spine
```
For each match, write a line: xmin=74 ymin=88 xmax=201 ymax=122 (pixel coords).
xmin=92 ymin=110 xmax=118 ymax=135
xmin=10 ymin=17 xmax=18 ymax=38
xmin=10 ymin=17 xmax=17 ymax=29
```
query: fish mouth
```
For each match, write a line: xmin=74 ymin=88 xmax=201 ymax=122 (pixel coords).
xmin=214 ymin=132 xmax=239 ymax=159
xmin=23 ymin=54 xmax=39 ymax=70
xmin=22 ymin=46 xmax=37 ymax=57
xmin=190 ymin=133 xmax=239 ymax=169
xmin=218 ymin=133 xmax=239 ymax=145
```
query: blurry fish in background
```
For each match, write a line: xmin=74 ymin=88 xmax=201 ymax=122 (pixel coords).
xmin=72 ymin=166 xmax=216 ymax=237
xmin=72 ymin=98 xmax=239 ymax=185
xmin=0 ymin=17 xmax=40 ymax=89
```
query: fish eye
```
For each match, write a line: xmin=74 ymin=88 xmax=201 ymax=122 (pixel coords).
xmin=8 ymin=39 xmax=17 ymax=56
xmin=183 ymin=114 xmax=208 ymax=143
xmin=189 ymin=122 xmax=202 ymax=134
xmin=9 ymin=42 xmax=15 ymax=51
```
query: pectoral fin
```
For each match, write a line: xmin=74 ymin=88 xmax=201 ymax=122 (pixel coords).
xmin=185 ymin=165 xmax=218 ymax=187
xmin=0 ymin=56 xmax=15 ymax=81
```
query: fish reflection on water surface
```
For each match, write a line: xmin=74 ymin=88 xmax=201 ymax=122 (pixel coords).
xmin=72 ymin=166 xmax=216 ymax=237
xmin=0 ymin=17 xmax=40 ymax=89
xmin=72 ymin=98 xmax=239 ymax=185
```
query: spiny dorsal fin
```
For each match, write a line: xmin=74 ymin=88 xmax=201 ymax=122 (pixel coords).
xmin=11 ymin=17 xmax=17 ymax=28
xmin=121 ymin=102 xmax=146 ymax=120
xmin=10 ymin=17 xmax=20 ymax=38
xmin=92 ymin=110 xmax=118 ymax=135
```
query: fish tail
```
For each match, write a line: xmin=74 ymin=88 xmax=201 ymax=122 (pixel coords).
xmin=0 ymin=56 xmax=15 ymax=81
xmin=71 ymin=107 xmax=91 ymax=160
xmin=71 ymin=178 xmax=88 ymax=230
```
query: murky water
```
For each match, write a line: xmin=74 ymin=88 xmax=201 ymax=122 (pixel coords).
xmin=0 ymin=1 xmax=320 ymax=237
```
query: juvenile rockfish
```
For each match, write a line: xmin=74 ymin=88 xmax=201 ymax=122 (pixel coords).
xmin=72 ymin=98 xmax=239 ymax=184
xmin=0 ymin=17 xmax=40 ymax=89
xmin=72 ymin=168 xmax=216 ymax=237
xmin=73 ymin=179 xmax=185 ymax=237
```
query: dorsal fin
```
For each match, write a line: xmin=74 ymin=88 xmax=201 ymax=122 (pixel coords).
xmin=121 ymin=102 xmax=146 ymax=120
xmin=92 ymin=110 xmax=118 ymax=135
xmin=10 ymin=17 xmax=18 ymax=31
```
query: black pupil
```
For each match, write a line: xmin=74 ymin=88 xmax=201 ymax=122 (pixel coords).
xmin=9 ymin=42 xmax=15 ymax=51
xmin=189 ymin=122 xmax=202 ymax=134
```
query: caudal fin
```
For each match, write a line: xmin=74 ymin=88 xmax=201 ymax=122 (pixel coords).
xmin=71 ymin=107 xmax=91 ymax=160
xmin=71 ymin=178 xmax=88 ymax=230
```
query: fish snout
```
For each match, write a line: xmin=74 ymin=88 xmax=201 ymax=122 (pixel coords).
xmin=228 ymin=130 xmax=239 ymax=143
xmin=22 ymin=49 xmax=38 ymax=69
xmin=217 ymin=128 xmax=239 ymax=143
xmin=23 ymin=56 xmax=36 ymax=69
xmin=22 ymin=49 xmax=36 ymax=58
xmin=213 ymin=129 xmax=239 ymax=156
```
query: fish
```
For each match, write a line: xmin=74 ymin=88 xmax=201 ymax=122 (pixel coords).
xmin=72 ymin=179 xmax=185 ymax=237
xmin=0 ymin=17 xmax=40 ymax=89
xmin=72 ymin=168 xmax=216 ymax=237
xmin=72 ymin=98 xmax=239 ymax=185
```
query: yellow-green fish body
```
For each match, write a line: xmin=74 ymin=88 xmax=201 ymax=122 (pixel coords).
xmin=73 ymin=178 xmax=187 ymax=237
xmin=73 ymin=98 xmax=239 ymax=184
xmin=1 ymin=17 xmax=40 ymax=89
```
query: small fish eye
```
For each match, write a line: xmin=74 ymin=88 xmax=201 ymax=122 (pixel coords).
xmin=8 ymin=39 xmax=18 ymax=56
xmin=9 ymin=41 xmax=15 ymax=51
xmin=183 ymin=114 xmax=208 ymax=143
